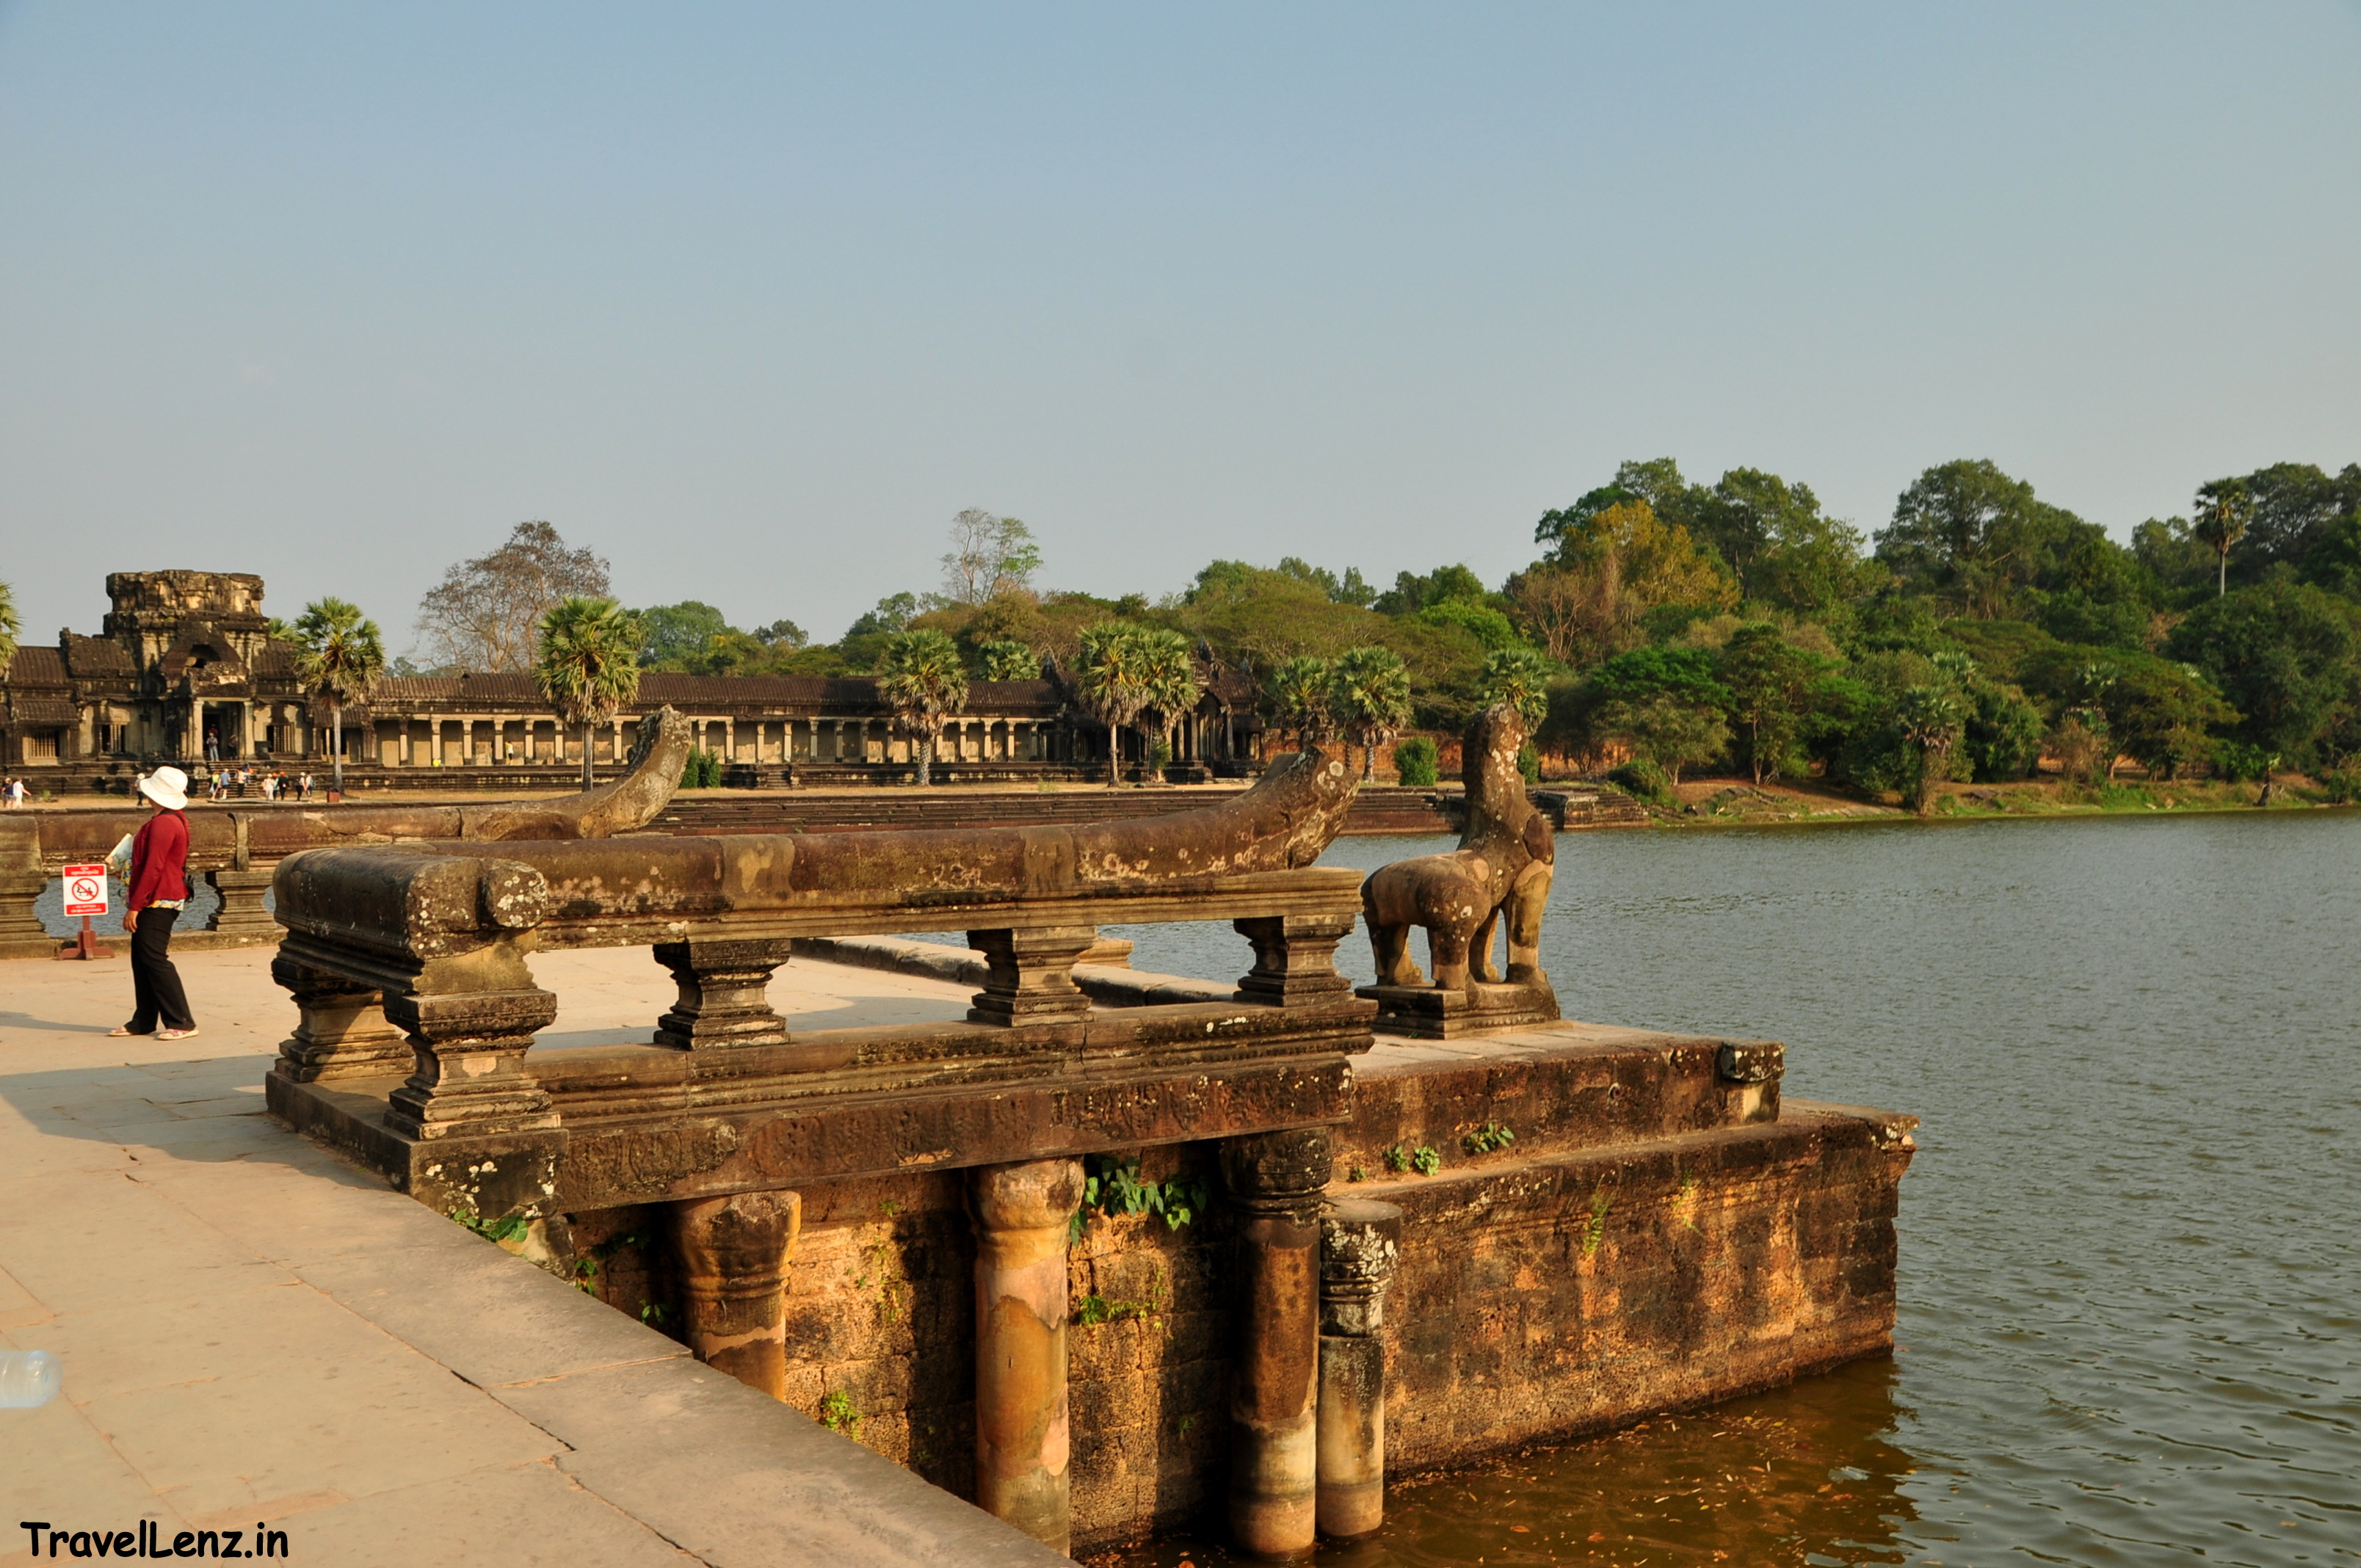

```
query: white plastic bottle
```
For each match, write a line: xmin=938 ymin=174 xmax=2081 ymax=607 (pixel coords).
xmin=0 ymin=1350 xmax=62 ymax=1408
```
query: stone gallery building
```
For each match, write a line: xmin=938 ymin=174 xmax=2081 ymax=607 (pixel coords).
xmin=2 ymin=570 xmax=1261 ymax=788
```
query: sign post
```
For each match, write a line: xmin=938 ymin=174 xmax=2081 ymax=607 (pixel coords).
xmin=57 ymin=863 xmax=115 ymax=961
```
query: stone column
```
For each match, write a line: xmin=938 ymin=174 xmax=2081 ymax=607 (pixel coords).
xmin=1233 ymin=915 xmax=1357 ymax=1007
xmin=966 ymin=926 xmax=1096 ymax=1026
xmin=670 ymin=1189 xmax=802 ymax=1399
xmin=0 ymin=868 xmax=57 ymax=961
xmin=1317 ymin=1199 xmax=1403 ymax=1541
xmin=651 ymin=937 xmax=794 ymax=1050
xmin=205 ymin=868 xmax=278 ymax=943
xmin=971 ymin=1158 xmax=1084 ymax=1553
xmin=1222 ymin=1128 xmax=1331 ymax=1559
xmin=269 ymin=954 xmax=414 ymax=1081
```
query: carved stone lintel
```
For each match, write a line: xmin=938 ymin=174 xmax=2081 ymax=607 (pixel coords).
xmin=1233 ymin=914 xmax=1357 ymax=1007
xmin=966 ymin=926 xmax=1095 ymax=1026
xmin=269 ymin=951 xmax=412 ymax=1082
xmin=671 ymin=1189 xmax=802 ymax=1399
xmin=1317 ymin=1198 xmax=1404 ymax=1542
xmin=653 ymin=937 xmax=795 ymax=1050
xmin=1222 ymin=1127 xmax=1331 ymax=1559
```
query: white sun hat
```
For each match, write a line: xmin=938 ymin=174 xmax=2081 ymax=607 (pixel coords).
xmin=138 ymin=766 xmax=190 ymax=811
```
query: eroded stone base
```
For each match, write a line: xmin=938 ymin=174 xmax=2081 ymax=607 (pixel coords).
xmin=1357 ymin=976 xmax=1561 ymax=1038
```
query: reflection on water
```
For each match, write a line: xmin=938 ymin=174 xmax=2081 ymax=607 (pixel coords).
xmin=1103 ymin=812 xmax=2361 ymax=1567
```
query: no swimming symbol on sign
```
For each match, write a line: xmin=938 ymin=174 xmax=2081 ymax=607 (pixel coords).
xmin=62 ymin=865 xmax=108 ymax=918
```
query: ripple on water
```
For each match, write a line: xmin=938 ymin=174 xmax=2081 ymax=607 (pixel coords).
xmin=1102 ymin=813 xmax=2361 ymax=1567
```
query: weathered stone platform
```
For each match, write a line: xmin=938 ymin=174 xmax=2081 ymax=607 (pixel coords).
xmin=0 ymin=947 xmax=1067 ymax=1567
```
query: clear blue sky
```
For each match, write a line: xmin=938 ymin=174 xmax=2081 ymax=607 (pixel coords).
xmin=5 ymin=3 xmax=2357 ymax=649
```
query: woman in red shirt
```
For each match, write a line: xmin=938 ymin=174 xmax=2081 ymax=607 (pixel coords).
xmin=111 ymin=766 xmax=197 ymax=1040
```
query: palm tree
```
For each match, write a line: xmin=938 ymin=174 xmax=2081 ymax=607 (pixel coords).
xmin=0 ymin=578 xmax=19 ymax=672
xmin=1136 ymin=627 xmax=1203 ymax=774
xmin=1073 ymin=621 xmax=1154 ymax=785
xmin=1329 ymin=645 xmax=1413 ymax=780
xmin=2193 ymin=482 xmax=2254 ymax=598
xmin=534 ymin=597 xmax=643 ymax=789
xmin=291 ymin=598 xmax=387 ymax=797
xmin=1896 ymin=685 xmax=1965 ymax=816
xmin=1480 ymin=646 xmax=1555 ymax=730
xmin=1266 ymin=656 xmax=1335 ymax=752
xmin=877 ymin=628 xmax=969 ymax=785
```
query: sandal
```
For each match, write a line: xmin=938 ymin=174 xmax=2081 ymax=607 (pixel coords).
xmin=107 ymin=1026 xmax=147 ymax=1038
xmin=154 ymin=1027 xmax=200 ymax=1042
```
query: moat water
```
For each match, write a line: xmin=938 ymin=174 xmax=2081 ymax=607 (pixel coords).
xmin=1102 ymin=810 xmax=2361 ymax=1568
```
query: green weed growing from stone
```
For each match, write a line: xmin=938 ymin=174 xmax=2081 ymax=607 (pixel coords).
xmin=1462 ymin=1120 xmax=1515 ymax=1156
xmin=1410 ymin=1145 xmax=1443 ymax=1177
xmin=819 ymin=1390 xmax=860 ymax=1434
xmin=1070 ymin=1154 xmax=1210 ymax=1245
xmin=1582 ymin=1189 xmax=1613 ymax=1258
xmin=450 ymin=1206 xmax=530 ymax=1245
xmin=1383 ymin=1144 xmax=1411 ymax=1173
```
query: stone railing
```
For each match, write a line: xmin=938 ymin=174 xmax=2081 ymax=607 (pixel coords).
xmin=261 ymin=747 xmax=1372 ymax=1556
xmin=0 ymin=711 xmax=693 ymax=958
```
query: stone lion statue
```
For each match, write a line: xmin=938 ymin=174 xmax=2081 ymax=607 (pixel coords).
xmin=1362 ymin=703 xmax=1555 ymax=995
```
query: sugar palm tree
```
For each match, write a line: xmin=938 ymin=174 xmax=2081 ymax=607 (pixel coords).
xmin=1266 ymin=656 xmax=1335 ymax=753
xmin=1479 ymin=647 xmax=1555 ymax=730
xmin=877 ymin=627 xmax=969 ymax=785
xmin=1073 ymin=621 xmax=1154 ymax=785
xmin=977 ymin=639 xmax=1041 ymax=680
xmin=1136 ymin=627 xmax=1202 ymax=774
xmin=1330 ymin=645 xmax=1412 ymax=780
xmin=1896 ymin=684 xmax=1965 ymax=816
xmin=2193 ymin=482 xmax=2254 ymax=598
xmin=291 ymin=598 xmax=386 ymax=797
xmin=534 ymin=597 xmax=643 ymax=788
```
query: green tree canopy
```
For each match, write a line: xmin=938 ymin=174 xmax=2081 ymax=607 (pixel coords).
xmin=636 ymin=600 xmax=735 ymax=669
xmin=291 ymin=597 xmax=387 ymax=794
xmin=877 ymin=627 xmax=970 ymax=785
xmin=1266 ymin=656 xmax=1335 ymax=752
xmin=536 ymin=597 xmax=645 ymax=788
xmin=1330 ymin=645 xmax=1414 ymax=780
xmin=2167 ymin=581 xmax=2360 ymax=768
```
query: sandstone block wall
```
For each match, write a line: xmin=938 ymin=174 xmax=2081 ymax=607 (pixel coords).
xmin=569 ymin=1031 xmax=1912 ymax=1553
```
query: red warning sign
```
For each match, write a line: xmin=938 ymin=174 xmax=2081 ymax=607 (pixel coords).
xmin=62 ymin=864 xmax=109 ymax=918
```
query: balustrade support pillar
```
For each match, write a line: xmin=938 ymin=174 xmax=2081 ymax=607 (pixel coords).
xmin=670 ymin=1188 xmax=802 ymax=1399
xmin=1233 ymin=914 xmax=1357 ymax=1006
xmin=652 ymin=937 xmax=794 ymax=1050
xmin=1222 ymin=1126 xmax=1331 ymax=1559
xmin=0 ymin=868 xmax=56 ymax=960
xmin=269 ymin=954 xmax=413 ymax=1081
xmin=1317 ymin=1199 xmax=1403 ymax=1541
xmin=971 ymin=1157 xmax=1083 ymax=1553
xmin=966 ymin=926 xmax=1095 ymax=1026
xmin=205 ymin=867 xmax=278 ymax=943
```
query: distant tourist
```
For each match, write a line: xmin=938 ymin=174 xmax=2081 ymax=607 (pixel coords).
xmin=110 ymin=766 xmax=197 ymax=1042
xmin=297 ymin=772 xmax=313 ymax=801
xmin=1 ymin=777 xmax=23 ymax=809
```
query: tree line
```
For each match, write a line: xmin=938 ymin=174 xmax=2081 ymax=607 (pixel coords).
xmin=188 ymin=449 xmax=2361 ymax=804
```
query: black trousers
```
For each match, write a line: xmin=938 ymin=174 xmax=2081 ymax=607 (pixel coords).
xmin=126 ymin=907 xmax=194 ymax=1033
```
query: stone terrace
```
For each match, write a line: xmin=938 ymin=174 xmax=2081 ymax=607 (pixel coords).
xmin=0 ymin=947 xmax=1062 ymax=1568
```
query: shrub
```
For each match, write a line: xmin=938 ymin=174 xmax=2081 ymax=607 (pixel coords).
xmin=1608 ymin=758 xmax=1671 ymax=802
xmin=679 ymin=747 xmax=725 ymax=788
xmin=1393 ymin=736 xmax=1440 ymax=786
xmin=2321 ymin=771 xmax=2357 ymax=806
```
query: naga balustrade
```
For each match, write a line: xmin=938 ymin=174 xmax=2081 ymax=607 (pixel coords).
xmin=264 ymin=747 xmax=1374 ymax=1557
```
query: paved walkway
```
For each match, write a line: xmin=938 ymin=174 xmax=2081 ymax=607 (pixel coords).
xmin=0 ymin=947 xmax=1063 ymax=1567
